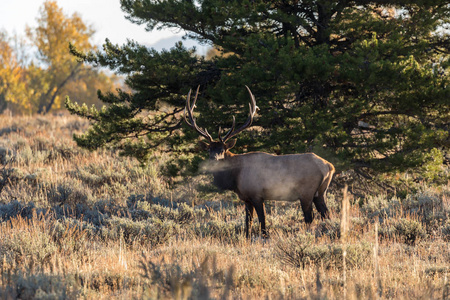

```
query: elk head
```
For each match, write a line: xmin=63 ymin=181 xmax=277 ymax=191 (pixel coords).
xmin=184 ymin=86 xmax=258 ymax=161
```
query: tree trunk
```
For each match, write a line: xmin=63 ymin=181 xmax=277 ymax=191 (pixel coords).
xmin=38 ymin=63 xmax=81 ymax=114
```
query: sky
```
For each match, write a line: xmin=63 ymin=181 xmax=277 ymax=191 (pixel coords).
xmin=0 ymin=0 xmax=208 ymax=54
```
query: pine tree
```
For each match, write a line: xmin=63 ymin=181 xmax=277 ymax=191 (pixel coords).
xmin=66 ymin=1 xmax=450 ymax=178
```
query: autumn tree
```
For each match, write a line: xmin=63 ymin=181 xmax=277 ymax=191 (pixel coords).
xmin=24 ymin=1 xmax=91 ymax=113
xmin=0 ymin=1 xmax=119 ymax=114
xmin=67 ymin=1 xmax=450 ymax=179
xmin=0 ymin=32 xmax=31 ymax=113
xmin=19 ymin=1 xmax=118 ymax=114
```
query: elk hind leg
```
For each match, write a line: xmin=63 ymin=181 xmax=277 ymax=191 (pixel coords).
xmin=313 ymin=194 xmax=329 ymax=219
xmin=313 ymin=173 xmax=333 ymax=219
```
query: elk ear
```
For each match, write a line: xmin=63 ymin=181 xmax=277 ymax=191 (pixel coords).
xmin=198 ymin=140 xmax=210 ymax=151
xmin=225 ymin=139 xmax=237 ymax=150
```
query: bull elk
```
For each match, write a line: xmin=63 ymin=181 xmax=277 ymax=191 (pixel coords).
xmin=185 ymin=86 xmax=335 ymax=238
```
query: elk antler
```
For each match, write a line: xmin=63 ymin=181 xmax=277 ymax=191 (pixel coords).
xmin=219 ymin=85 xmax=258 ymax=143
xmin=184 ymin=86 xmax=214 ymax=142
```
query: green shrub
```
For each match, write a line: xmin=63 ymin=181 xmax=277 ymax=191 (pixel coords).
xmin=46 ymin=179 xmax=93 ymax=207
xmin=139 ymin=254 xmax=234 ymax=299
xmin=2 ymin=273 xmax=78 ymax=299
xmin=135 ymin=201 xmax=206 ymax=224
xmin=380 ymin=218 xmax=426 ymax=245
xmin=277 ymin=233 xmax=372 ymax=269
xmin=196 ymin=219 xmax=243 ymax=243
xmin=0 ymin=147 xmax=14 ymax=164
xmin=17 ymin=145 xmax=48 ymax=166
xmin=394 ymin=218 xmax=426 ymax=245
xmin=0 ymin=215 xmax=57 ymax=269
xmin=402 ymin=190 xmax=444 ymax=215
xmin=424 ymin=211 xmax=447 ymax=232
xmin=360 ymin=194 xmax=401 ymax=218
xmin=315 ymin=219 xmax=341 ymax=240
xmin=442 ymin=220 xmax=450 ymax=241
xmin=51 ymin=218 xmax=90 ymax=258
xmin=102 ymin=216 xmax=180 ymax=246
xmin=45 ymin=146 xmax=78 ymax=163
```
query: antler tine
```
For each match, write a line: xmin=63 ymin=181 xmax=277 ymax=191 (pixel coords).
xmin=218 ymin=126 xmax=223 ymax=143
xmin=184 ymin=86 xmax=213 ymax=142
xmin=245 ymin=85 xmax=258 ymax=113
xmin=218 ymin=116 xmax=236 ymax=143
xmin=184 ymin=89 xmax=193 ymax=126
xmin=221 ymin=86 xmax=258 ymax=142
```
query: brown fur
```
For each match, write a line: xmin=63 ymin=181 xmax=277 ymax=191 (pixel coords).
xmin=185 ymin=86 xmax=335 ymax=238
xmin=204 ymin=147 xmax=335 ymax=238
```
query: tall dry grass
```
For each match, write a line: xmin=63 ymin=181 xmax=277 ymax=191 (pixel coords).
xmin=0 ymin=113 xmax=448 ymax=299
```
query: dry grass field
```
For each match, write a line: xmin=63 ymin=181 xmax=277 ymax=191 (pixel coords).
xmin=0 ymin=114 xmax=449 ymax=299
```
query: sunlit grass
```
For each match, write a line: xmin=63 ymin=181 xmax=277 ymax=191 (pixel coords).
xmin=0 ymin=114 xmax=448 ymax=299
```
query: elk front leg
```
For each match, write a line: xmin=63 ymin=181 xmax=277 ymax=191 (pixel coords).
xmin=300 ymin=200 xmax=314 ymax=224
xmin=245 ymin=202 xmax=254 ymax=239
xmin=253 ymin=201 xmax=268 ymax=238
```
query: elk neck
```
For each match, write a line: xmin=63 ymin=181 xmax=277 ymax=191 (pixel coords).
xmin=212 ymin=150 xmax=239 ymax=192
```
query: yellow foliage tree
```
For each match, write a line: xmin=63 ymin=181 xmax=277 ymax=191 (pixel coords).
xmin=0 ymin=1 xmax=122 ymax=115
xmin=22 ymin=1 xmax=119 ymax=114
xmin=25 ymin=1 xmax=94 ymax=114
xmin=0 ymin=32 xmax=32 ymax=113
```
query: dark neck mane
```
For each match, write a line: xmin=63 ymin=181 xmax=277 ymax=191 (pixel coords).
xmin=212 ymin=151 xmax=239 ymax=192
